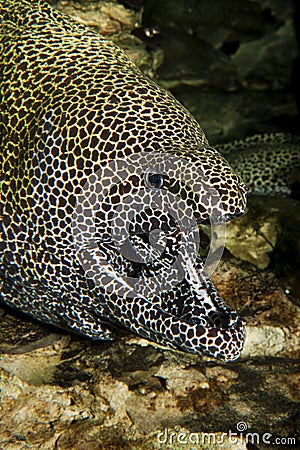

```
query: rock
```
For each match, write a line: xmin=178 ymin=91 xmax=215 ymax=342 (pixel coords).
xmin=225 ymin=214 xmax=277 ymax=269
xmin=144 ymin=0 xmax=298 ymax=141
xmin=52 ymin=0 xmax=162 ymax=77
xmin=171 ymin=88 xmax=297 ymax=144
xmin=242 ymin=325 xmax=288 ymax=357
xmin=232 ymin=17 xmax=297 ymax=90
xmin=210 ymin=259 xmax=300 ymax=358
xmin=55 ymin=0 xmax=139 ymax=35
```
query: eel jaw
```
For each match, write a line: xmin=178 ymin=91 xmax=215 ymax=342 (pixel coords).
xmin=104 ymin=284 xmax=246 ymax=362
xmin=98 ymin=235 xmax=246 ymax=362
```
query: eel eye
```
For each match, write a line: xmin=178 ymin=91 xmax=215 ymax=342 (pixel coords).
xmin=144 ymin=171 xmax=164 ymax=189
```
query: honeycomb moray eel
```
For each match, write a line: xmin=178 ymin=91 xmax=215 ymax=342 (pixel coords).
xmin=217 ymin=133 xmax=300 ymax=197
xmin=0 ymin=0 xmax=248 ymax=362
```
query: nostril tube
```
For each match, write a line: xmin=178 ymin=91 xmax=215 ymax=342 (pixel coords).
xmin=240 ymin=182 xmax=250 ymax=194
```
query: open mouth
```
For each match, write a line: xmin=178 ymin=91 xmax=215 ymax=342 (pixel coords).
xmin=88 ymin=219 xmax=246 ymax=362
xmin=73 ymin=153 xmax=247 ymax=362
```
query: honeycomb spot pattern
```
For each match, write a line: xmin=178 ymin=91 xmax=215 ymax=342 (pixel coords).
xmin=0 ymin=0 xmax=247 ymax=361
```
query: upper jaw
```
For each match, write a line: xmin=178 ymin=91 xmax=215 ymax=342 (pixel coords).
xmin=196 ymin=209 xmax=245 ymax=226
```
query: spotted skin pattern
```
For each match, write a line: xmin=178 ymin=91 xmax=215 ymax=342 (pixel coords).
xmin=0 ymin=0 xmax=247 ymax=361
xmin=217 ymin=133 xmax=300 ymax=196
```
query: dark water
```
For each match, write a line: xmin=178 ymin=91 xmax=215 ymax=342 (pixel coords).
xmin=142 ymin=0 xmax=300 ymax=301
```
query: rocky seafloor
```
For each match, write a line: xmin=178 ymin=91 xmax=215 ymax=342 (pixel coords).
xmin=1 ymin=0 xmax=300 ymax=449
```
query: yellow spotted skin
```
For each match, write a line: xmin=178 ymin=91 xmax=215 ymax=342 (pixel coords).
xmin=0 ymin=0 xmax=247 ymax=361
xmin=217 ymin=133 xmax=300 ymax=196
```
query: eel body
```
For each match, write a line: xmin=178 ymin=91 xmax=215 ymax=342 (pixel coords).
xmin=217 ymin=133 xmax=300 ymax=196
xmin=0 ymin=0 xmax=247 ymax=361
